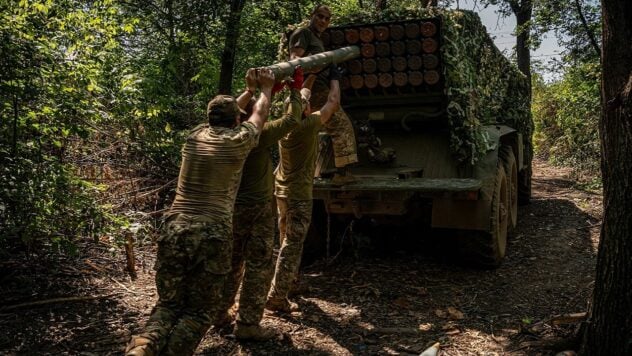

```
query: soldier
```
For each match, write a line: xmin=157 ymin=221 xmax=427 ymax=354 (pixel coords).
xmin=288 ymin=4 xmax=358 ymax=169
xmin=267 ymin=66 xmax=342 ymax=312
xmin=124 ymin=68 xmax=275 ymax=356
xmin=215 ymin=67 xmax=306 ymax=340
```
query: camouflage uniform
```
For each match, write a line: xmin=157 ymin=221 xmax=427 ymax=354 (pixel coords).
xmin=269 ymin=112 xmax=322 ymax=304
xmin=142 ymin=214 xmax=232 ymax=355
xmin=127 ymin=96 xmax=259 ymax=356
xmin=289 ymin=26 xmax=358 ymax=167
xmin=218 ymin=89 xmax=302 ymax=327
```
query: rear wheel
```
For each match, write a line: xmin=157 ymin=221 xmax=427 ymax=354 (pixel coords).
xmin=500 ymin=146 xmax=518 ymax=231
xmin=518 ymin=144 xmax=533 ymax=205
xmin=458 ymin=163 xmax=509 ymax=268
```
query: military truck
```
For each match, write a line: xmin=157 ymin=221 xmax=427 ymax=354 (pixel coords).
xmin=307 ymin=9 xmax=533 ymax=268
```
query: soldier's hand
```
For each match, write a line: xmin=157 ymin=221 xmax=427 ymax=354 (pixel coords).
xmin=257 ymin=68 xmax=276 ymax=90
xmin=271 ymin=82 xmax=285 ymax=95
xmin=289 ymin=66 xmax=304 ymax=90
xmin=245 ymin=68 xmax=257 ymax=93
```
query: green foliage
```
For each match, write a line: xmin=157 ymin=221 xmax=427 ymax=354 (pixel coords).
xmin=0 ymin=0 xmax=127 ymax=251
xmin=532 ymin=61 xmax=601 ymax=178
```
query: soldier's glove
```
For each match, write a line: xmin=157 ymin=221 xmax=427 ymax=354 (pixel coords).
xmin=328 ymin=64 xmax=344 ymax=81
xmin=289 ymin=66 xmax=304 ymax=90
xmin=271 ymin=81 xmax=285 ymax=95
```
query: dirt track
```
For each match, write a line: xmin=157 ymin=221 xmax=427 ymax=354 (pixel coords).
xmin=0 ymin=159 xmax=602 ymax=355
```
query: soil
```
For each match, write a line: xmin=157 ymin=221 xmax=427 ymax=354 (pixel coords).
xmin=0 ymin=159 xmax=602 ymax=355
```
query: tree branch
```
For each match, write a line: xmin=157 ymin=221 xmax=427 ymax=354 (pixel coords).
xmin=574 ymin=0 xmax=601 ymax=59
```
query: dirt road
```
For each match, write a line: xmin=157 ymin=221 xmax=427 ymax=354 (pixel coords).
xmin=0 ymin=160 xmax=602 ymax=355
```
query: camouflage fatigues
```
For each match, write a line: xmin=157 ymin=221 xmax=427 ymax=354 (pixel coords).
xmin=309 ymin=89 xmax=358 ymax=167
xmin=129 ymin=121 xmax=259 ymax=356
xmin=269 ymin=112 xmax=323 ymax=302
xmin=289 ymin=26 xmax=358 ymax=168
xmin=218 ymin=89 xmax=302 ymax=326
xmin=219 ymin=201 xmax=276 ymax=325
xmin=138 ymin=215 xmax=232 ymax=355
xmin=268 ymin=198 xmax=313 ymax=302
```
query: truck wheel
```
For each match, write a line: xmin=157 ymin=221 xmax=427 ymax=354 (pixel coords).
xmin=500 ymin=146 xmax=518 ymax=231
xmin=518 ymin=158 xmax=532 ymax=205
xmin=459 ymin=163 xmax=509 ymax=268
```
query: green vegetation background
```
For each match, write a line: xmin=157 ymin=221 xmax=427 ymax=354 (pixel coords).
xmin=0 ymin=0 xmax=601 ymax=254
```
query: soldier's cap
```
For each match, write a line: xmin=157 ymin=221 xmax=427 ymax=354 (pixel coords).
xmin=207 ymin=95 xmax=246 ymax=120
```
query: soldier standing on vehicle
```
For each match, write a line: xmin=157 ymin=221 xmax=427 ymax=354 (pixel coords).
xmin=288 ymin=4 xmax=358 ymax=169
xmin=266 ymin=66 xmax=343 ymax=313
xmin=215 ymin=67 xmax=306 ymax=340
xmin=124 ymin=68 xmax=275 ymax=356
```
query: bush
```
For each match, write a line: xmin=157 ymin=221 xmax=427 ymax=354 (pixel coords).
xmin=532 ymin=62 xmax=601 ymax=180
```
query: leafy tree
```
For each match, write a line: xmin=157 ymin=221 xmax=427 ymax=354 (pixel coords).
xmin=0 ymin=0 xmax=128 ymax=251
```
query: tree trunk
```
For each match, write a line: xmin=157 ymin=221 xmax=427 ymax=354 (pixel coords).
xmin=218 ymin=0 xmax=247 ymax=94
xmin=510 ymin=0 xmax=533 ymax=102
xmin=579 ymin=0 xmax=632 ymax=354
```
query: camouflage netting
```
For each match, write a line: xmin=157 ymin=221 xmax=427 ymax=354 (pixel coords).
xmin=275 ymin=8 xmax=531 ymax=165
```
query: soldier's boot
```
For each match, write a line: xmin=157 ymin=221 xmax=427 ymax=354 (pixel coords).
xmin=125 ymin=336 xmax=155 ymax=356
xmin=265 ymin=297 xmax=299 ymax=313
xmin=234 ymin=323 xmax=279 ymax=341
xmin=213 ymin=304 xmax=237 ymax=330
xmin=288 ymin=279 xmax=311 ymax=297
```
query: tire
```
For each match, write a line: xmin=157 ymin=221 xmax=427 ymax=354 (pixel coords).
xmin=518 ymin=145 xmax=533 ymax=205
xmin=500 ymin=146 xmax=518 ymax=231
xmin=458 ymin=163 xmax=509 ymax=268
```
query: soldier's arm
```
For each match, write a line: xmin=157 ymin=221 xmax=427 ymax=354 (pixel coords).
xmin=258 ymin=89 xmax=302 ymax=147
xmin=236 ymin=68 xmax=257 ymax=109
xmin=247 ymin=68 xmax=275 ymax=131
xmin=318 ymin=79 xmax=340 ymax=125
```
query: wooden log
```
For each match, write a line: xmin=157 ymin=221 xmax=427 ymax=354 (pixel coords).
xmin=550 ymin=312 xmax=587 ymax=325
